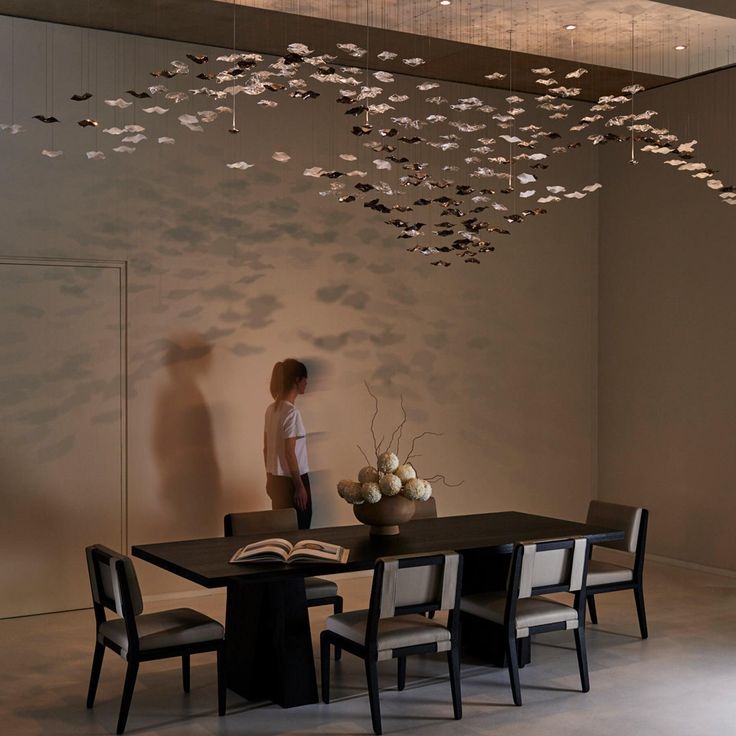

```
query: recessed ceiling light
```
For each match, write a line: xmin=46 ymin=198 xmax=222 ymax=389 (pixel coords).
xmin=440 ymin=0 xmax=452 ymax=5
xmin=563 ymin=24 xmax=577 ymax=31
xmin=673 ymin=44 xmax=687 ymax=51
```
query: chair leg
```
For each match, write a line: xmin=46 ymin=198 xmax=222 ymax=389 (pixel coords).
xmin=397 ymin=656 xmax=406 ymax=691
xmin=447 ymin=646 xmax=462 ymax=720
xmin=506 ymin=633 xmax=522 ymax=706
xmin=216 ymin=644 xmax=227 ymax=716
xmin=587 ymin=594 xmax=598 ymax=624
xmin=365 ymin=658 xmax=383 ymax=735
xmin=320 ymin=632 xmax=331 ymax=704
xmin=333 ymin=598 xmax=343 ymax=661
xmin=574 ymin=628 xmax=590 ymax=693
xmin=182 ymin=654 xmax=190 ymax=693
xmin=116 ymin=660 xmax=139 ymax=735
xmin=634 ymin=586 xmax=648 ymax=639
xmin=86 ymin=643 xmax=105 ymax=709
xmin=427 ymin=610 xmax=436 ymax=619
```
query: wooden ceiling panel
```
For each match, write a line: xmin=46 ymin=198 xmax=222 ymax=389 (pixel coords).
xmin=0 ymin=0 xmax=672 ymax=102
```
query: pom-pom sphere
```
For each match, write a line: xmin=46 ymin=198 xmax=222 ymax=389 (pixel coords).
xmin=377 ymin=451 xmax=399 ymax=473
xmin=417 ymin=479 xmax=433 ymax=501
xmin=338 ymin=479 xmax=362 ymax=500
xmin=337 ymin=479 xmax=349 ymax=498
xmin=402 ymin=477 xmax=424 ymax=501
xmin=358 ymin=466 xmax=379 ymax=484
xmin=361 ymin=482 xmax=382 ymax=504
xmin=379 ymin=473 xmax=402 ymax=496
xmin=395 ymin=464 xmax=417 ymax=483
xmin=342 ymin=481 xmax=365 ymax=504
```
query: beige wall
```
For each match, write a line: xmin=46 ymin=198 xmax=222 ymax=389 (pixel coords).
xmin=0 ymin=17 xmax=599 ymax=601
xmin=598 ymin=67 xmax=736 ymax=572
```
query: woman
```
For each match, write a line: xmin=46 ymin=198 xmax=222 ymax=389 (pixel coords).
xmin=264 ymin=359 xmax=312 ymax=529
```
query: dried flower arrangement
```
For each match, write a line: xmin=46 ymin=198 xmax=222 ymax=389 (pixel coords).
xmin=336 ymin=383 xmax=460 ymax=506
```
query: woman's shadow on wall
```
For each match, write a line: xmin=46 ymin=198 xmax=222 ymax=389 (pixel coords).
xmin=153 ymin=334 xmax=222 ymax=540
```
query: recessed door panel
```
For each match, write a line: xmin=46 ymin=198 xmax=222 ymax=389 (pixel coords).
xmin=0 ymin=262 xmax=124 ymax=618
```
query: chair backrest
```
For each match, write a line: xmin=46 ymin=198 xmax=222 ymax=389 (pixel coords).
xmin=224 ymin=508 xmax=299 ymax=537
xmin=85 ymin=545 xmax=144 ymax=620
xmin=411 ymin=497 xmax=438 ymax=520
xmin=367 ymin=552 xmax=461 ymax=624
xmin=586 ymin=500 xmax=645 ymax=554
xmin=510 ymin=538 xmax=588 ymax=599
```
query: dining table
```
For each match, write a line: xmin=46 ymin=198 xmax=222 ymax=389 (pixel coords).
xmin=132 ymin=510 xmax=623 ymax=708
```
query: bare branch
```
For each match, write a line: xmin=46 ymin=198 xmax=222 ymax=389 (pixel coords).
xmin=423 ymin=474 xmax=464 ymax=488
xmin=357 ymin=444 xmax=373 ymax=468
xmin=404 ymin=431 xmax=443 ymax=464
xmin=388 ymin=393 xmax=407 ymax=457
xmin=364 ymin=381 xmax=380 ymax=461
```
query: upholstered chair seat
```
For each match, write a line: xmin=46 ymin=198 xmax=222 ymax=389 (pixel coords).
xmin=304 ymin=577 xmax=339 ymax=599
xmin=99 ymin=609 xmax=224 ymax=657
xmin=326 ymin=610 xmax=451 ymax=659
xmin=461 ymin=592 xmax=579 ymax=634
xmin=586 ymin=560 xmax=634 ymax=587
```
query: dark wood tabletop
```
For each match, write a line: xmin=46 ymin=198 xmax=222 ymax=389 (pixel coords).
xmin=132 ymin=511 xmax=624 ymax=588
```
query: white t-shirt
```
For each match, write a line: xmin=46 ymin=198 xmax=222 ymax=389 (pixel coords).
xmin=264 ymin=400 xmax=309 ymax=476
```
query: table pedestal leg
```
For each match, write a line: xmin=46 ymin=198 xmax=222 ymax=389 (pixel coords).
xmin=460 ymin=550 xmax=531 ymax=668
xmin=224 ymin=577 xmax=318 ymax=708
xmin=460 ymin=613 xmax=531 ymax=667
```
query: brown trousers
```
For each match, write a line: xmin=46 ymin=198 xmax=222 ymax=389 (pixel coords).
xmin=266 ymin=472 xmax=312 ymax=530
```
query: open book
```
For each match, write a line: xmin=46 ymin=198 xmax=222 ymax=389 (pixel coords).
xmin=229 ymin=538 xmax=350 ymax=564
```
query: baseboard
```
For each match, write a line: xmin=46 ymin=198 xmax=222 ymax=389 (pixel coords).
xmin=644 ymin=552 xmax=736 ymax=579
xmin=596 ymin=547 xmax=736 ymax=579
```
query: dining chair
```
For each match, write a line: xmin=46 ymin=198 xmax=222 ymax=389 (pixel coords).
xmin=320 ymin=552 xmax=463 ymax=735
xmin=460 ymin=537 xmax=590 ymax=706
xmin=224 ymin=508 xmax=343 ymax=615
xmin=85 ymin=545 xmax=226 ymax=734
xmin=585 ymin=501 xmax=649 ymax=638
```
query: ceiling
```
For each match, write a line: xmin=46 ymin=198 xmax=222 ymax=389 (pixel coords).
xmin=222 ymin=1 xmax=736 ymax=78
xmin=1 ymin=0 xmax=734 ymax=101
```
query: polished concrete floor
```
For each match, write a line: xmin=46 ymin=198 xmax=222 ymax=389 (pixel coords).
xmin=1 ymin=557 xmax=735 ymax=736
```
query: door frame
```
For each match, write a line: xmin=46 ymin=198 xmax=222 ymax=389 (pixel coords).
xmin=0 ymin=255 xmax=129 ymax=555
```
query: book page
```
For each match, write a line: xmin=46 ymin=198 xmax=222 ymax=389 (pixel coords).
xmin=244 ymin=538 xmax=293 ymax=554
xmin=288 ymin=549 xmax=341 ymax=562
xmin=288 ymin=540 xmax=349 ymax=564
xmin=292 ymin=540 xmax=341 ymax=554
xmin=230 ymin=537 xmax=293 ymax=563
